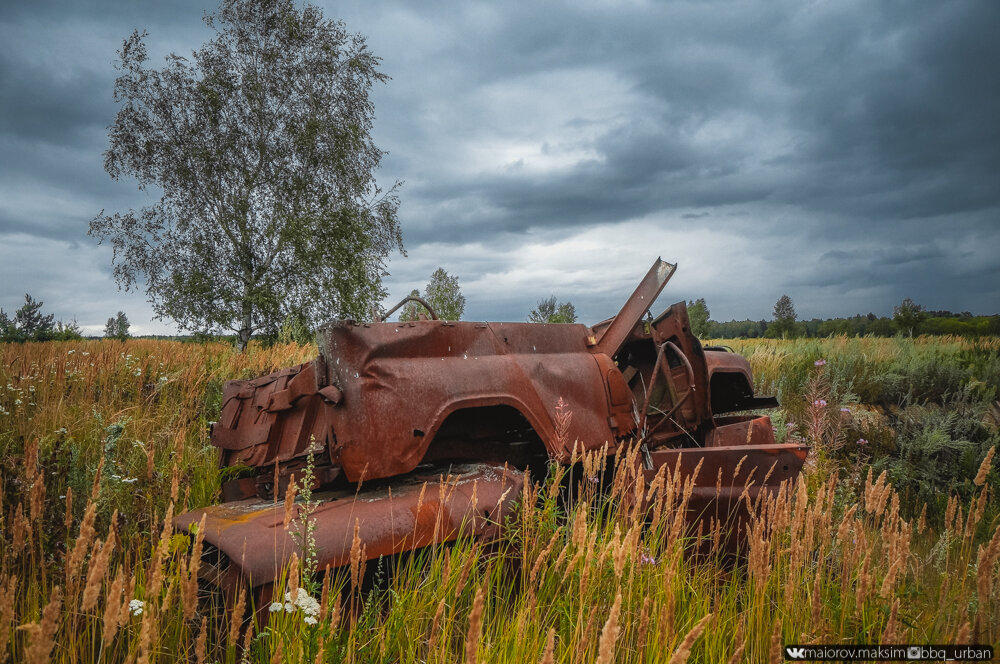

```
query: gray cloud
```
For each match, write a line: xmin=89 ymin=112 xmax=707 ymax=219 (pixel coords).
xmin=1 ymin=0 xmax=998 ymax=333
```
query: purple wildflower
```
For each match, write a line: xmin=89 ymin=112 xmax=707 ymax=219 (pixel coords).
xmin=640 ymin=552 xmax=657 ymax=566
xmin=814 ymin=359 xmax=826 ymax=367
xmin=813 ymin=399 xmax=827 ymax=408
xmin=840 ymin=407 xmax=851 ymax=413
xmin=857 ymin=438 xmax=868 ymax=446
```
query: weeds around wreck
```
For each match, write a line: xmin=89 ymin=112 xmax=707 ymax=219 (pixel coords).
xmin=0 ymin=338 xmax=998 ymax=661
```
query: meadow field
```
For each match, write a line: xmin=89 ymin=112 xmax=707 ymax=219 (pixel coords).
xmin=1 ymin=336 xmax=998 ymax=663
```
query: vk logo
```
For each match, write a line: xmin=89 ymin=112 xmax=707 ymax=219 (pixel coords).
xmin=785 ymin=646 xmax=806 ymax=659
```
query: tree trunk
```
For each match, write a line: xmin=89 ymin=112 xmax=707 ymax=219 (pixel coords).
xmin=236 ymin=327 xmax=251 ymax=352
xmin=236 ymin=301 xmax=253 ymax=352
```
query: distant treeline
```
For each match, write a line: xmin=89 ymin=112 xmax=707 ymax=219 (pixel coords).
xmin=706 ymin=311 xmax=1000 ymax=339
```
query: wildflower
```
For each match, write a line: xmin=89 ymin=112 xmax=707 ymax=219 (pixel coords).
xmin=812 ymin=399 xmax=827 ymax=408
xmin=268 ymin=602 xmax=283 ymax=613
xmin=128 ymin=599 xmax=144 ymax=616
xmin=814 ymin=358 xmax=826 ymax=366
xmin=857 ymin=438 xmax=868 ymax=446
xmin=67 ymin=349 xmax=75 ymax=355
xmin=587 ymin=475 xmax=599 ymax=485
xmin=640 ymin=552 xmax=656 ymax=566
xmin=285 ymin=590 xmax=320 ymax=617
xmin=785 ymin=422 xmax=795 ymax=428
xmin=303 ymin=616 xmax=318 ymax=625
xmin=840 ymin=407 xmax=851 ymax=413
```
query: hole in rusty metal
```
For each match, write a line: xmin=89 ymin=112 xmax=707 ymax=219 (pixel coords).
xmin=413 ymin=429 xmax=425 ymax=437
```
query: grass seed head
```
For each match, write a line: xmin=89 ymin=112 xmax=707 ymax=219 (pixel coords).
xmin=596 ymin=590 xmax=622 ymax=664
xmin=667 ymin=612 xmax=712 ymax=664
xmin=24 ymin=585 xmax=62 ymax=664
xmin=465 ymin=587 xmax=484 ymax=664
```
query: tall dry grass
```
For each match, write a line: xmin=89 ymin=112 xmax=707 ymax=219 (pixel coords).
xmin=0 ymin=338 xmax=997 ymax=662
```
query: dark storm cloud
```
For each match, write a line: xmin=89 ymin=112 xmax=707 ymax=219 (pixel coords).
xmin=385 ymin=0 xmax=1000 ymax=244
xmin=1 ymin=0 xmax=998 ymax=331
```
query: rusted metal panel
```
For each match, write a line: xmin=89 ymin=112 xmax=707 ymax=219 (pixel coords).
xmin=174 ymin=462 xmax=524 ymax=590
xmin=318 ymin=320 xmax=620 ymax=480
xmin=593 ymin=258 xmax=676 ymax=358
xmin=704 ymin=415 xmax=776 ymax=448
xmin=644 ymin=443 xmax=809 ymax=554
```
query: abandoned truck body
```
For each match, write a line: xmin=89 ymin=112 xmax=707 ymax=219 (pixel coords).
xmin=174 ymin=259 xmax=808 ymax=593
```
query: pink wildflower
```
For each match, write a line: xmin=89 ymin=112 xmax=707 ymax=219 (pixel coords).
xmin=814 ymin=359 xmax=826 ymax=367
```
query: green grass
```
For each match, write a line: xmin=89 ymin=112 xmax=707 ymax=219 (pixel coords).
xmin=1 ymin=336 xmax=998 ymax=662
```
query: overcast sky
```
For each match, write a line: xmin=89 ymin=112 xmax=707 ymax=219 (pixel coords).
xmin=2 ymin=0 xmax=998 ymax=334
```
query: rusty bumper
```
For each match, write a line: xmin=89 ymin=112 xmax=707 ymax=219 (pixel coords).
xmin=173 ymin=462 xmax=524 ymax=591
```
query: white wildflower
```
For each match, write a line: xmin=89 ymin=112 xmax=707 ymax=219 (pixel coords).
xmin=284 ymin=602 xmax=294 ymax=613
xmin=67 ymin=349 xmax=75 ymax=355
xmin=129 ymin=599 xmax=145 ymax=616
xmin=285 ymin=590 xmax=320 ymax=617
xmin=268 ymin=602 xmax=283 ymax=613
xmin=303 ymin=616 xmax=318 ymax=625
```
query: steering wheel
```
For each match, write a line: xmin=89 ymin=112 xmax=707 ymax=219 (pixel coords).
xmin=638 ymin=340 xmax=696 ymax=438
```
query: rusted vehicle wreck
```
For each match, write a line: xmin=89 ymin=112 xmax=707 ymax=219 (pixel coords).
xmin=174 ymin=258 xmax=807 ymax=595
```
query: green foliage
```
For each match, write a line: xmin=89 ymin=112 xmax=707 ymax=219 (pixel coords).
xmin=528 ymin=296 xmax=577 ymax=323
xmin=686 ymin=298 xmax=710 ymax=338
xmin=421 ymin=268 xmax=466 ymax=321
xmin=397 ymin=289 xmax=425 ymax=322
xmin=768 ymin=294 xmax=797 ymax=338
xmin=707 ymin=318 xmax=767 ymax=339
xmin=277 ymin=310 xmax=314 ymax=345
xmin=709 ymin=312 xmax=997 ymax=340
xmin=51 ymin=319 xmax=84 ymax=341
xmin=103 ymin=310 xmax=130 ymax=341
xmin=0 ymin=294 xmax=69 ymax=342
xmin=894 ymin=297 xmax=927 ymax=337
xmin=875 ymin=390 xmax=999 ymax=522
xmin=722 ymin=335 xmax=1000 ymax=525
xmin=89 ymin=0 xmax=403 ymax=351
